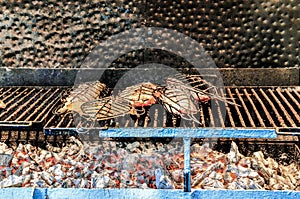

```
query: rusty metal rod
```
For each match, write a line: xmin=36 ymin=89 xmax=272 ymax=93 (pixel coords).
xmin=285 ymin=89 xmax=300 ymax=110
xmin=220 ymin=89 xmax=235 ymax=127
xmin=153 ymin=107 xmax=159 ymax=127
xmin=268 ymin=89 xmax=296 ymax=127
xmin=259 ymin=89 xmax=286 ymax=127
xmin=293 ymin=88 xmax=300 ymax=102
xmin=226 ymin=88 xmax=246 ymax=127
xmin=234 ymin=88 xmax=255 ymax=127
xmin=198 ymin=105 xmax=206 ymax=127
xmin=0 ymin=88 xmax=34 ymax=119
xmin=44 ymin=113 xmax=58 ymax=127
xmin=0 ymin=88 xmax=5 ymax=97
xmin=215 ymin=99 xmax=225 ymax=128
xmin=251 ymin=89 xmax=276 ymax=127
xmin=207 ymin=102 xmax=215 ymax=127
xmin=5 ymin=89 xmax=44 ymax=121
xmin=0 ymin=88 xmax=22 ymax=107
xmin=276 ymin=88 xmax=300 ymax=124
xmin=28 ymin=88 xmax=62 ymax=121
xmin=243 ymin=89 xmax=265 ymax=127
xmin=15 ymin=88 xmax=53 ymax=121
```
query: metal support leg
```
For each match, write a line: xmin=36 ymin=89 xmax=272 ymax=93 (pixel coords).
xmin=183 ymin=137 xmax=191 ymax=192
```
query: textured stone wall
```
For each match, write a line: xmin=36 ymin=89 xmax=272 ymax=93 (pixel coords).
xmin=0 ymin=0 xmax=298 ymax=68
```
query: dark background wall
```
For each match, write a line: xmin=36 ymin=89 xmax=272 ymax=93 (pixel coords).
xmin=0 ymin=0 xmax=298 ymax=69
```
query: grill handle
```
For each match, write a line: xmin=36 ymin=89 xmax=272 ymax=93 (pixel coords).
xmin=0 ymin=121 xmax=43 ymax=131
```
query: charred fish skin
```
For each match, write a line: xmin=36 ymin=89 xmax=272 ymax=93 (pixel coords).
xmin=118 ymin=82 xmax=158 ymax=107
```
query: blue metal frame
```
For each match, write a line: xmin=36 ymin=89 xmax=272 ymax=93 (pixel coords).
xmin=1 ymin=188 xmax=300 ymax=199
xmin=98 ymin=128 xmax=277 ymax=138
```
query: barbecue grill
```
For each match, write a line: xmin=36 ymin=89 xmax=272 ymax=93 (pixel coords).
xmin=0 ymin=0 xmax=299 ymax=198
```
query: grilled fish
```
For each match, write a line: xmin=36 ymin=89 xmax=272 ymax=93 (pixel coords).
xmin=166 ymin=77 xmax=210 ymax=103
xmin=56 ymin=81 xmax=108 ymax=115
xmin=118 ymin=82 xmax=158 ymax=108
xmin=118 ymin=82 xmax=159 ymax=116
xmin=77 ymin=82 xmax=159 ymax=124
xmin=80 ymin=96 xmax=131 ymax=121
xmin=172 ymin=74 xmax=238 ymax=106
xmin=155 ymin=85 xmax=200 ymax=123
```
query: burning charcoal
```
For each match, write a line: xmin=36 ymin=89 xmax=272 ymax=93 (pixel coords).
xmin=155 ymin=168 xmax=173 ymax=189
xmin=73 ymin=178 xmax=81 ymax=188
xmin=0 ymin=137 xmax=298 ymax=190
xmin=0 ymin=143 xmax=13 ymax=155
xmin=126 ymin=142 xmax=140 ymax=152
xmin=192 ymin=161 xmax=224 ymax=187
xmin=13 ymin=163 xmax=24 ymax=176
xmin=62 ymin=178 xmax=73 ymax=188
xmin=0 ymin=175 xmax=24 ymax=188
xmin=201 ymin=177 xmax=224 ymax=189
xmin=41 ymin=171 xmax=55 ymax=186
xmin=46 ymin=143 xmax=62 ymax=153
xmin=227 ymin=141 xmax=244 ymax=164
xmin=0 ymin=154 xmax=12 ymax=167
xmin=91 ymin=172 xmax=114 ymax=188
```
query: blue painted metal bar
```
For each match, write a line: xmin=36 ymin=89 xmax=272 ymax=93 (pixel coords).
xmin=0 ymin=188 xmax=299 ymax=199
xmin=99 ymin=128 xmax=277 ymax=138
xmin=44 ymin=127 xmax=108 ymax=136
xmin=183 ymin=138 xmax=191 ymax=192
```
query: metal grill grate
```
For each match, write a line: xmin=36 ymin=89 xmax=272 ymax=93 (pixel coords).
xmin=0 ymin=86 xmax=299 ymax=130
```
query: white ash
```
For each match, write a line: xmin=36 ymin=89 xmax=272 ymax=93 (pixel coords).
xmin=0 ymin=138 xmax=298 ymax=191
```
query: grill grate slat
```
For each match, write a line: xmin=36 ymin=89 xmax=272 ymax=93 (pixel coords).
xmin=268 ymin=89 xmax=296 ymax=127
xmin=16 ymin=89 xmax=53 ymax=121
xmin=275 ymin=89 xmax=300 ymax=126
xmin=251 ymin=89 xmax=277 ymax=127
xmin=220 ymin=89 xmax=235 ymax=127
xmin=285 ymin=89 xmax=300 ymax=110
xmin=2 ymin=88 xmax=37 ymax=121
xmin=243 ymin=89 xmax=266 ymax=127
xmin=30 ymin=89 xmax=62 ymax=122
xmin=259 ymin=89 xmax=287 ymax=127
xmin=234 ymin=88 xmax=256 ymax=127
xmin=226 ymin=88 xmax=246 ymax=127
xmin=0 ymin=86 xmax=299 ymax=130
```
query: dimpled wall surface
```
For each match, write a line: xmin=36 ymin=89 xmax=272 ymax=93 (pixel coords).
xmin=0 ymin=0 xmax=298 ymax=68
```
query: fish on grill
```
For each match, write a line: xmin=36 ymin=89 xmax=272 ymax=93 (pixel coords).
xmin=166 ymin=77 xmax=211 ymax=103
xmin=171 ymin=74 xmax=238 ymax=105
xmin=0 ymin=100 xmax=6 ymax=109
xmin=74 ymin=75 xmax=238 ymax=124
xmin=80 ymin=82 xmax=159 ymax=121
xmin=154 ymin=86 xmax=200 ymax=124
xmin=56 ymin=81 xmax=108 ymax=115
xmin=80 ymin=96 xmax=131 ymax=121
xmin=118 ymin=82 xmax=158 ymax=116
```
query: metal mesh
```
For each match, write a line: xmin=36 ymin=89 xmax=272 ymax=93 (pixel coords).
xmin=0 ymin=86 xmax=299 ymax=129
